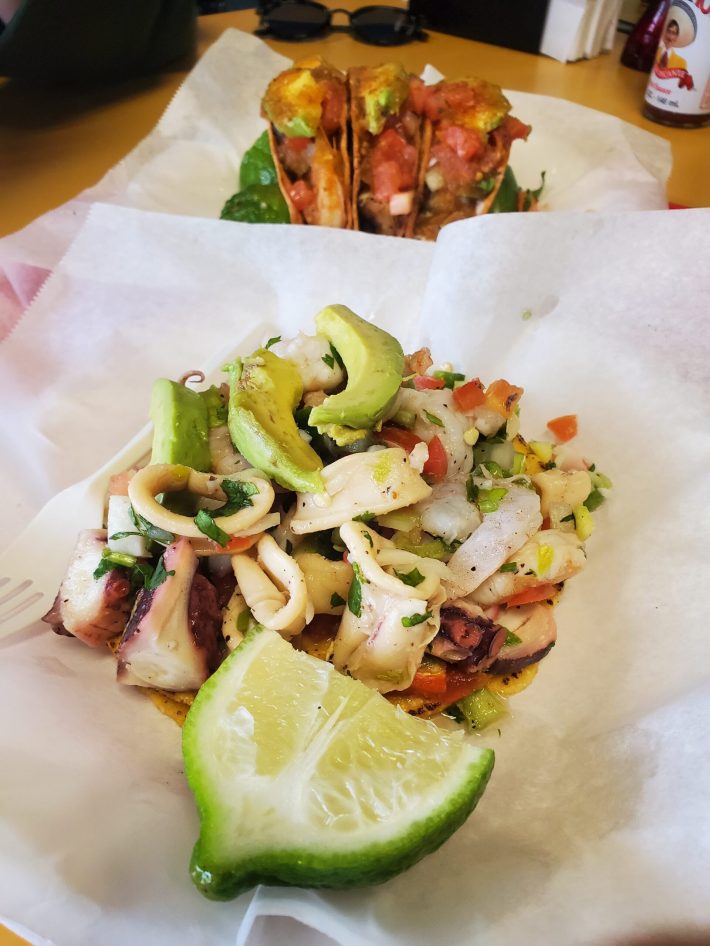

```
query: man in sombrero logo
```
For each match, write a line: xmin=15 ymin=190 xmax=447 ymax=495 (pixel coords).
xmin=653 ymin=1 xmax=697 ymax=89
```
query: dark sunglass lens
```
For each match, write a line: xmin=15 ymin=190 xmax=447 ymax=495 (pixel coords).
xmin=350 ymin=6 xmax=416 ymax=45
xmin=263 ymin=2 xmax=330 ymax=39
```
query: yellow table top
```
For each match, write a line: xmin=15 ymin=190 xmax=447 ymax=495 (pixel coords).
xmin=0 ymin=12 xmax=706 ymax=946
xmin=0 ymin=9 xmax=708 ymax=243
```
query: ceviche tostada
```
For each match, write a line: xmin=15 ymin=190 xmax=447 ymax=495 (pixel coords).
xmin=44 ymin=305 xmax=610 ymax=732
xmin=221 ymin=58 xmax=543 ymax=239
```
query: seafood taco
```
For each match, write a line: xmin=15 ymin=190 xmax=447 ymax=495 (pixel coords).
xmin=261 ymin=56 xmax=351 ymax=228
xmin=409 ymin=77 xmax=531 ymax=240
xmin=349 ymin=63 xmax=425 ymax=237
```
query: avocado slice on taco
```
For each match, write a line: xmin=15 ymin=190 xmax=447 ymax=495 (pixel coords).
xmin=410 ymin=77 xmax=531 ymax=240
xmin=261 ymin=57 xmax=350 ymax=229
xmin=349 ymin=63 xmax=425 ymax=238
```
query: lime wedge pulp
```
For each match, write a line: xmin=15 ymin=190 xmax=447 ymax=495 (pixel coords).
xmin=183 ymin=627 xmax=494 ymax=900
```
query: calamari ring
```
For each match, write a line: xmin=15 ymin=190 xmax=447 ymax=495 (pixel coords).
xmin=128 ymin=463 xmax=274 ymax=539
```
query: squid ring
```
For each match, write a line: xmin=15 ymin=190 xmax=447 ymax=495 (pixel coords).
xmin=128 ymin=463 xmax=274 ymax=539
xmin=231 ymin=534 xmax=312 ymax=639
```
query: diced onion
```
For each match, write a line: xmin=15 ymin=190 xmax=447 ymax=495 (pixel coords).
xmin=425 ymin=168 xmax=444 ymax=192
xmin=389 ymin=191 xmax=414 ymax=216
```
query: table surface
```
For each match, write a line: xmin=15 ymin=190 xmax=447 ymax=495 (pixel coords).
xmin=0 ymin=10 xmax=706 ymax=946
xmin=0 ymin=8 xmax=709 ymax=242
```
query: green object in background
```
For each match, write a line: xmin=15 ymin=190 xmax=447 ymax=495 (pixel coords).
xmin=220 ymin=132 xmax=290 ymax=224
xmin=490 ymin=166 xmax=546 ymax=214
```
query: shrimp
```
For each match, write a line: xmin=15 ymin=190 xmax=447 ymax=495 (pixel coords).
xmin=415 ymin=478 xmax=482 ymax=545
xmin=469 ymin=529 xmax=586 ymax=606
xmin=308 ymin=130 xmax=347 ymax=229
xmin=270 ymin=332 xmax=345 ymax=393
xmin=396 ymin=388 xmax=473 ymax=478
xmin=445 ymin=479 xmax=542 ymax=598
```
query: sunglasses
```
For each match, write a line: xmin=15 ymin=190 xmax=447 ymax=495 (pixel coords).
xmin=255 ymin=1 xmax=428 ymax=46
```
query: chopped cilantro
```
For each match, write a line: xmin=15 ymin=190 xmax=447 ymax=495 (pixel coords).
xmin=500 ymin=562 xmax=518 ymax=573
xmin=146 ymin=555 xmax=175 ymax=591
xmin=466 ymin=475 xmax=478 ymax=503
xmin=321 ymin=353 xmax=335 ymax=369
xmin=423 ymin=410 xmax=444 ymax=427
xmin=432 ymin=370 xmax=465 ymax=389
xmin=329 ymin=342 xmax=345 ymax=371
xmin=265 ymin=336 xmax=281 ymax=349
xmin=352 ymin=511 xmax=375 ymax=523
xmin=129 ymin=508 xmax=174 ymax=547
xmin=194 ymin=509 xmax=230 ymax=546
xmin=395 ymin=567 xmax=425 ymax=587
xmin=402 ymin=611 xmax=432 ymax=628
xmin=330 ymin=592 xmax=346 ymax=608
xmin=218 ymin=479 xmax=258 ymax=516
xmin=348 ymin=563 xmax=363 ymax=618
xmin=504 ymin=630 xmax=522 ymax=646
xmin=583 ymin=488 xmax=605 ymax=512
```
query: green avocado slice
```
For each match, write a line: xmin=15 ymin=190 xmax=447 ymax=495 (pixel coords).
xmin=150 ymin=379 xmax=211 ymax=472
xmin=308 ymin=305 xmax=404 ymax=431
xmin=227 ymin=350 xmax=324 ymax=494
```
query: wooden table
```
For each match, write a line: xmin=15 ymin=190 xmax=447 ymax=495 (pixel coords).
xmin=0 ymin=11 xmax=706 ymax=946
xmin=0 ymin=8 xmax=708 ymax=241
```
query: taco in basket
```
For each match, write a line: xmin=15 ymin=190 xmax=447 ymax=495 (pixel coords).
xmin=349 ymin=63 xmax=425 ymax=238
xmin=410 ymin=77 xmax=531 ymax=240
xmin=261 ymin=57 xmax=350 ymax=228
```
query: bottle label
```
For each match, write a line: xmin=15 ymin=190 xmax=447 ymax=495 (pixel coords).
xmin=644 ymin=0 xmax=710 ymax=116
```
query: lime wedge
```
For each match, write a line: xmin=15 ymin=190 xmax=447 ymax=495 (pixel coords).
xmin=183 ymin=627 xmax=494 ymax=900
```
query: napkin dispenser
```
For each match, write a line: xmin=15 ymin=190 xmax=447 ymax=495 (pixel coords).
xmin=408 ymin=0 xmax=552 ymax=54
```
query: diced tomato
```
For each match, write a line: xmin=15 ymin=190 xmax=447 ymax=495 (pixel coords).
xmin=373 ymin=160 xmax=403 ymax=202
xmin=546 ymin=414 xmax=578 ymax=443
xmin=430 ymin=142 xmax=477 ymax=188
xmin=413 ymin=374 xmax=445 ymax=390
xmin=223 ymin=533 xmax=261 ymax=553
xmin=321 ymin=81 xmax=346 ymax=135
xmin=485 ymin=379 xmax=524 ymax=418
xmin=407 ymin=77 xmax=427 ymax=114
xmin=440 ymin=124 xmax=484 ymax=161
xmin=288 ymin=180 xmax=315 ymax=211
xmin=423 ymin=435 xmax=448 ymax=481
xmin=378 ymin=426 xmax=423 ymax=453
xmin=284 ymin=136 xmax=311 ymax=152
xmin=505 ymin=583 xmax=557 ymax=607
xmin=453 ymin=378 xmax=485 ymax=411
xmin=441 ymin=666 xmax=485 ymax=705
xmin=407 ymin=668 xmax=448 ymax=698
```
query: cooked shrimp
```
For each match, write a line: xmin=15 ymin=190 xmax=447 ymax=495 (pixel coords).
xmin=469 ymin=529 xmax=586 ymax=606
xmin=396 ymin=388 xmax=473 ymax=478
xmin=270 ymin=332 xmax=345 ymax=393
xmin=531 ymin=468 xmax=592 ymax=519
xmin=446 ymin=479 xmax=542 ymax=598
xmin=415 ymin=478 xmax=482 ymax=545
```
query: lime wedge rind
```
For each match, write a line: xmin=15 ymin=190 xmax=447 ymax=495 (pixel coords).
xmin=183 ymin=627 xmax=495 ymax=901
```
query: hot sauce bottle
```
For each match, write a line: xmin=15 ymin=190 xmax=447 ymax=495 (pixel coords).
xmin=643 ymin=0 xmax=710 ymax=126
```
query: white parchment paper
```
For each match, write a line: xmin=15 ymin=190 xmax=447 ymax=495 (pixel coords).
xmin=1 ymin=203 xmax=708 ymax=946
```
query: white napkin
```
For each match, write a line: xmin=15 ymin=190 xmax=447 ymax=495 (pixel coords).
xmin=0 ymin=27 xmax=670 ymax=337
xmin=1 ymin=202 xmax=709 ymax=946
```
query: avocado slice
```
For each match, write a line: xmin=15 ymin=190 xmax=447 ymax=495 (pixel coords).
xmin=308 ymin=305 xmax=404 ymax=431
xmin=261 ymin=68 xmax=322 ymax=138
xmin=357 ymin=64 xmax=410 ymax=136
xmin=228 ymin=349 xmax=324 ymax=493
xmin=150 ymin=379 xmax=211 ymax=471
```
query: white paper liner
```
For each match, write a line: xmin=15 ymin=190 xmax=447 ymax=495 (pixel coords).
xmin=1 ymin=203 xmax=708 ymax=946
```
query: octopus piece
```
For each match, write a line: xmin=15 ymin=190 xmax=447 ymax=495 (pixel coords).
xmin=117 ymin=538 xmax=222 ymax=691
xmin=430 ymin=599 xmax=507 ymax=671
xmin=490 ymin=603 xmax=557 ymax=674
xmin=41 ymin=530 xmax=134 ymax=647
